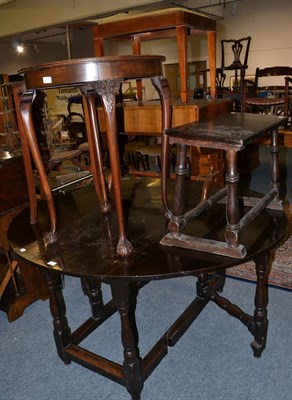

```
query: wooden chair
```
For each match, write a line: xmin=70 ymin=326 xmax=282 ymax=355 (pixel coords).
xmin=124 ymin=139 xmax=146 ymax=170
xmin=12 ymin=84 xmax=87 ymax=175
xmin=136 ymin=142 xmax=164 ymax=172
xmin=66 ymin=95 xmax=88 ymax=147
xmin=32 ymin=90 xmax=87 ymax=173
xmin=217 ymin=36 xmax=252 ymax=111
xmin=242 ymin=66 xmax=292 ymax=125
xmin=200 ymin=37 xmax=251 ymax=110
xmin=219 ymin=36 xmax=251 ymax=91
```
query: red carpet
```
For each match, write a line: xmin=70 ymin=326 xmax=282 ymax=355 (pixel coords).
xmin=227 ymin=204 xmax=292 ymax=290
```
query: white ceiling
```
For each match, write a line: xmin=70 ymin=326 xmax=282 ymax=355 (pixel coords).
xmin=0 ymin=0 xmax=15 ymax=6
xmin=0 ymin=0 xmax=246 ymax=45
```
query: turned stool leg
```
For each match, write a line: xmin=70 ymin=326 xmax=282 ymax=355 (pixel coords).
xmin=168 ymin=143 xmax=188 ymax=235
xmin=270 ymin=129 xmax=280 ymax=202
xmin=224 ymin=149 xmax=240 ymax=248
xmin=111 ymin=281 xmax=143 ymax=399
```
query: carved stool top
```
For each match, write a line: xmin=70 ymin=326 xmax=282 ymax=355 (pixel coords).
xmin=165 ymin=112 xmax=287 ymax=151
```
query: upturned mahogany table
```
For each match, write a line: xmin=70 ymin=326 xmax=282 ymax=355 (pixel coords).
xmin=18 ymin=56 xmax=171 ymax=257
xmin=92 ymin=8 xmax=217 ymax=102
xmin=8 ymin=179 xmax=287 ymax=399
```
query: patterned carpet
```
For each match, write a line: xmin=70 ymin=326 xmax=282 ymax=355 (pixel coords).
xmin=226 ymin=204 xmax=292 ymax=290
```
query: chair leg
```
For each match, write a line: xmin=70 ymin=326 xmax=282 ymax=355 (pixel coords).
xmin=136 ymin=152 xmax=147 ymax=171
xmin=144 ymin=155 xmax=150 ymax=170
xmin=157 ymin=156 xmax=161 ymax=171
xmin=0 ymin=256 xmax=19 ymax=299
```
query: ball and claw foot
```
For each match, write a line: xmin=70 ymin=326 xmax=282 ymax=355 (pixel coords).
xmin=100 ymin=202 xmax=111 ymax=214
xmin=45 ymin=230 xmax=58 ymax=245
xmin=117 ymin=236 xmax=133 ymax=257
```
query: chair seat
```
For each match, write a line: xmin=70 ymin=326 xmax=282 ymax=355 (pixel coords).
xmin=125 ymin=141 xmax=145 ymax=153
xmin=137 ymin=144 xmax=162 ymax=156
xmin=78 ymin=142 xmax=89 ymax=151
xmin=245 ymin=97 xmax=285 ymax=106
xmin=124 ymin=141 xmax=146 ymax=170
xmin=50 ymin=149 xmax=82 ymax=163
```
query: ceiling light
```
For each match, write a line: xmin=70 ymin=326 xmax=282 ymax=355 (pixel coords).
xmin=17 ymin=44 xmax=24 ymax=53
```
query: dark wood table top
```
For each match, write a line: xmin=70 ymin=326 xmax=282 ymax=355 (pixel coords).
xmin=165 ymin=112 xmax=288 ymax=151
xmin=8 ymin=179 xmax=287 ymax=281
xmin=18 ymin=55 xmax=166 ymax=89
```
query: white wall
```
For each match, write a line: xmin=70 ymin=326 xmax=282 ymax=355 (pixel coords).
xmin=98 ymin=0 xmax=292 ymax=92
xmin=140 ymin=0 xmax=292 ymax=88
xmin=0 ymin=0 xmax=291 ymax=90
xmin=0 ymin=0 xmax=166 ymax=37
xmin=217 ymin=0 xmax=292 ymax=79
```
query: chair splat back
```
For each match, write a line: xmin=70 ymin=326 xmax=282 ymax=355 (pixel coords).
xmin=220 ymin=36 xmax=251 ymax=90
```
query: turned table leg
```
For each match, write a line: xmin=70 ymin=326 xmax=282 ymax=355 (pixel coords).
xmin=81 ymin=277 xmax=104 ymax=319
xmin=111 ymin=281 xmax=143 ymax=399
xmin=41 ymin=269 xmax=72 ymax=364
xmin=251 ymin=252 xmax=269 ymax=358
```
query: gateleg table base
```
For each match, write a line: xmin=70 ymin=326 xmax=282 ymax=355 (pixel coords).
xmin=41 ymin=264 xmax=269 ymax=399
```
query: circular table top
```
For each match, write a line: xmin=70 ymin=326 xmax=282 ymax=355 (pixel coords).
xmin=18 ymin=55 xmax=166 ymax=89
xmin=8 ymin=178 xmax=287 ymax=281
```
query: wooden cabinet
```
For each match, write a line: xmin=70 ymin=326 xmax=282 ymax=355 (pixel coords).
xmin=0 ymin=154 xmax=48 ymax=322
xmin=97 ymin=98 xmax=233 ymax=134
